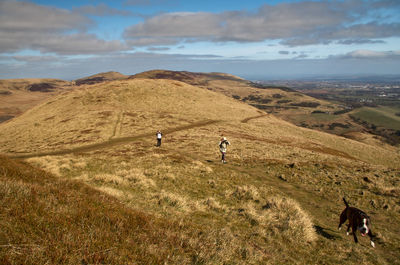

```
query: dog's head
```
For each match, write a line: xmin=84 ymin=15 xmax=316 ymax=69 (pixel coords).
xmin=358 ymin=214 xmax=371 ymax=236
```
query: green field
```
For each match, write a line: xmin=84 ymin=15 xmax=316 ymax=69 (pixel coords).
xmin=351 ymin=106 xmax=400 ymax=130
xmin=307 ymin=113 xmax=339 ymax=122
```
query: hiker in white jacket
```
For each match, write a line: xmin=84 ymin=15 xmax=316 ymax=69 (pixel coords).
xmin=218 ymin=137 xmax=230 ymax=163
xmin=156 ymin=130 xmax=163 ymax=147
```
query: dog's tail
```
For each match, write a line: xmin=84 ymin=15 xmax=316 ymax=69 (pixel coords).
xmin=342 ymin=197 xmax=349 ymax=208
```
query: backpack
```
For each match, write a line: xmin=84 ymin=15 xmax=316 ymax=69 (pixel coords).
xmin=220 ymin=140 xmax=227 ymax=148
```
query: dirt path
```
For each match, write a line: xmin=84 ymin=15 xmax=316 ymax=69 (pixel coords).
xmin=10 ymin=119 xmax=219 ymax=159
xmin=109 ymin=111 xmax=124 ymax=140
xmin=241 ymin=114 xmax=268 ymax=123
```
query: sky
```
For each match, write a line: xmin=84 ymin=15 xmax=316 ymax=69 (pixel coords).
xmin=1 ymin=0 xmax=400 ymax=80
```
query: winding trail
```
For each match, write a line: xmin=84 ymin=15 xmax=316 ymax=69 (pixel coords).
xmin=240 ymin=114 xmax=268 ymax=123
xmin=8 ymin=113 xmax=356 ymax=163
xmin=109 ymin=111 xmax=124 ymax=140
xmin=9 ymin=119 xmax=219 ymax=159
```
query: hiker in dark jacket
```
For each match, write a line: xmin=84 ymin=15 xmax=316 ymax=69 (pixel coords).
xmin=218 ymin=137 xmax=230 ymax=163
xmin=156 ymin=130 xmax=163 ymax=147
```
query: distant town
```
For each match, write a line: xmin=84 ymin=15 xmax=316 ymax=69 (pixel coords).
xmin=257 ymin=78 xmax=400 ymax=107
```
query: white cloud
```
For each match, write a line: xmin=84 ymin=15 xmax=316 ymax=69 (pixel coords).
xmin=124 ymin=1 xmax=400 ymax=47
xmin=337 ymin=39 xmax=386 ymax=45
xmin=147 ymin=46 xmax=170 ymax=51
xmin=12 ymin=55 xmax=62 ymax=62
xmin=340 ymin=49 xmax=400 ymax=59
xmin=349 ymin=50 xmax=389 ymax=58
xmin=1 ymin=0 xmax=400 ymax=79
xmin=0 ymin=1 xmax=90 ymax=32
xmin=0 ymin=1 xmax=128 ymax=54
xmin=123 ymin=0 xmax=177 ymax=7
xmin=73 ymin=3 xmax=133 ymax=16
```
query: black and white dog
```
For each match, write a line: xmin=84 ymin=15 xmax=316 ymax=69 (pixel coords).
xmin=338 ymin=198 xmax=375 ymax=247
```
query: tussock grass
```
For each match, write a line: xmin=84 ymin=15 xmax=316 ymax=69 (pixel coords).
xmin=261 ymin=196 xmax=317 ymax=244
xmin=26 ymin=155 xmax=74 ymax=176
xmin=0 ymin=156 xmax=197 ymax=264
xmin=1 ymin=155 xmax=275 ymax=264
xmin=227 ymin=185 xmax=261 ymax=201
xmin=203 ymin=197 xmax=225 ymax=211
xmin=16 ymin=132 xmax=400 ymax=263
xmin=154 ymin=190 xmax=196 ymax=212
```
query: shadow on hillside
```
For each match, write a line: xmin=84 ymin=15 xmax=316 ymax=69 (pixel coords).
xmin=314 ymin=225 xmax=339 ymax=240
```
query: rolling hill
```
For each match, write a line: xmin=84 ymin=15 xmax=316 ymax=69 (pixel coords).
xmin=130 ymin=70 xmax=367 ymax=141
xmin=0 ymin=72 xmax=129 ymax=124
xmin=75 ymin=71 xmax=128 ymax=86
xmin=1 ymin=70 xmax=382 ymax=146
xmin=1 ymin=72 xmax=400 ymax=264
xmin=0 ymin=78 xmax=73 ymax=123
xmin=130 ymin=70 xmax=332 ymax=113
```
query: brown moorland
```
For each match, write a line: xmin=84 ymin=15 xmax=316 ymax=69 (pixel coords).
xmin=0 ymin=72 xmax=129 ymax=124
xmin=130 ymin=70 xmax=372 ymax=142
xmin=0 ymin=78 xmax=73 ymax=123
xmin=1 ymin=70 xmax=378 ymax=146
xmin=75 ymin=71 xmax=128 ymax=86
xmin=0 ymin=73 xmax=399 ymax=264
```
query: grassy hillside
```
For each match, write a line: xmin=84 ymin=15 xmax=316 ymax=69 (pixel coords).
xmin=0 ymin=78 xmax=70 ymax=91
xmin=130 ymin=70 xmax=332 ymax=112
xmin=0 ymin=78 xmax=73 ymax=123
xmin=1 ymin=76 xmax=400 ymax=264
xmin=75 ymin=71 xmax=128 ymax=86
xmin=0 ymin=78 xmax=398 ymax=166
xmin=130 ymin=70 xmax=367 ymax=140
xmin=0 ymin=72 xmax=128 ymax=124
xmin=1 ymin=69 xmax=385 ymax=146
xmin=130 ymin=70 xmax=400 ymax=146
xmin=1 ymin=155 xmax=258 ymax=264
xmin=347 ymin=106 xmax=400 ymax=145
xmin=351 ymin=106 xmax=400 ymax=131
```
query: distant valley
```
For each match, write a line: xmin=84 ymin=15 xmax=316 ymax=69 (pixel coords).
xmin=259 ymin=79 xmax=400 ymax=145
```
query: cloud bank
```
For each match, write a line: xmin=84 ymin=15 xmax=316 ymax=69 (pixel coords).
xmin=124 ymin=0 xmax=400 ymax=47
xmin=1 ymin=49 xmax=399 ymax=80
xmin=0 ymin=0 xmax=399 ymax=79
xmin=0 ymin=1 xmax=128 ymax=54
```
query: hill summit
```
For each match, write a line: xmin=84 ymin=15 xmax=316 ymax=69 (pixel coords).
xmin=75 ymin=71 xmax=128 ymax=86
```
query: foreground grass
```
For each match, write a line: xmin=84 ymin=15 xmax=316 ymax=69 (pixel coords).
xmin=1 ymin=154 xmax=342 ymax=264
xmin=2 ymin=155 xmax=260 ymax=264
xmin=23 ymin=136 xmax=400 ymax=264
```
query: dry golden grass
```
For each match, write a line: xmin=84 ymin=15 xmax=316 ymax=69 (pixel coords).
xmin=74 ymin=71 xmax=128 ymax=85
xmin=0 ymin=73 xmax=129 ymax=124
xmin=1 ymin=72 xmax=400 ymax=264
xmin=3 ymin=155 xmax=273 ymax=264
xmin=260 ymin=196 xmax=317 ymax=243
xmin=0 ymin=79 xmax=73 ymax=121
xmin=1 ymin=75 xmax=398 ymax=167
xmin=0 ymin=78 xmax=70 ymax=91
xmin=25 ymin=145 xmax=400 ymax=263
xmin=0 ymin=155 xmax=312 ymax=264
